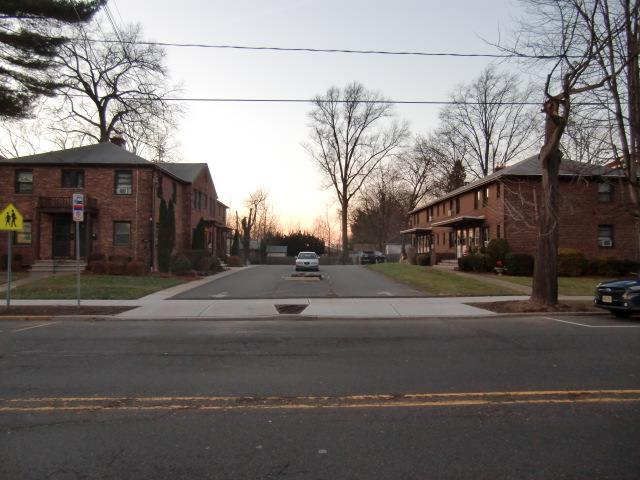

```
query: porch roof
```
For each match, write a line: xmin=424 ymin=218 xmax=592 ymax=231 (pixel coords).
xmin=399 ymin=227 xmax=432 ymax=235
xmin=430 ymin=215 xmax=485 ymax=227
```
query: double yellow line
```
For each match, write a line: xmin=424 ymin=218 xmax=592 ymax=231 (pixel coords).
xmin=2 ymin=389 xmax=640 ymax=413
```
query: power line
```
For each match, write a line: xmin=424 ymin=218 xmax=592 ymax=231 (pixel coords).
xmin=82 ymin=38 xmax=558 ymax=60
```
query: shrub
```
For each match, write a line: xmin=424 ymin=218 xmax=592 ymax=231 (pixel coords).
xmin=196 ymin=256 xmax=211 ymax=272
xmin=181 ymin=249 xmax=209 ymax=267
xmin=227 ymin=255 xmax=244 ymax=267
xmin=108 ymin=255 xmax=130 ymax=265
xmin=209 ymin=256 xmax=223 ymax=272
xmin=416 ymin=254 xmax=430 ymax=266
xmin=557 ymin=249 xmax=588 ymax=276
xmin=171 ymin=254 xmax=193 ymax=275
xmin=88 ymin=253 xmax=105 ymax=262
xmin=486 ymin=239 xmax=509 ymax=268
xmin=458 ymin=254 xmax=489 ymax=272
xmin=105 ymin=261 xmax=126 ymax=275
xmin=589 ymin=256 xmax=636 ymax=277
xmin=125 ymin=260 xmax=146 ymax=276
xmin=89 ymin=260 xmax=106 ymax=274
xmin=505 ymin=253 xmax=534 ymax=276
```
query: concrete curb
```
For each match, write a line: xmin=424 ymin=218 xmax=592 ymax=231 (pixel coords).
xmin=0 ymin=315 xmax=53 ymax=321
xmin=0 ymin=311 xmax=616 ymax=323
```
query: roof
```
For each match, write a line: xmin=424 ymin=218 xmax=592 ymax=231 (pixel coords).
xmin=0 ymin=142 xmax=152 ymax=166
xmin=410 ymin=155 xmax=609 ymax=214
xmin=157 ymin=163 xmax=206 ymax=183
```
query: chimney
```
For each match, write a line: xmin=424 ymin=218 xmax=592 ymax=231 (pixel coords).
xmin=494 ymin=163 xmax=506 ymax=171
xmin=110 ymin=136 xmax=126 ymax=149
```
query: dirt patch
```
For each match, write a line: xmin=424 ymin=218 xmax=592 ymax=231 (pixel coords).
xmin=468 ymin=300 xmax=601 ymax=314
xmin=0 ymin=306 xmax=133 ymax=316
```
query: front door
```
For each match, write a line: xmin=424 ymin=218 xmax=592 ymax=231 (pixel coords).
xmin=52 ymin=215 xmax=71 ymax=258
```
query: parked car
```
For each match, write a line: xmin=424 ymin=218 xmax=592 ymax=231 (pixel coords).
xmin=594 ymin=279 xmax=640 ymax=317
xmin=359 ymin=250 xmax=377 ymax=265
xmin=374 ymin=251 xmax=386 ymax=263
xmin=295 ymin=251 xmax=319 ymax=271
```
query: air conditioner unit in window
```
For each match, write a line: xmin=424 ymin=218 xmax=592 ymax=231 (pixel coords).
xmin=116 ymin=186 xmax=131 ymax=195
xmin=599 ymin=239 xmax=613 ymax=247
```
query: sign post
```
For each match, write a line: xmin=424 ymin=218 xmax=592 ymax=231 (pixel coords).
xmin=0 ymin=203 xmax=24 ymax=309
xmin=72 ymin=194 xmax=84 ymax=307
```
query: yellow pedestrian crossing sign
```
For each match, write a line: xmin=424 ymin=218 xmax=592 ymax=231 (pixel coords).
xmin=0 ymin=203 xmax=24 ymax=231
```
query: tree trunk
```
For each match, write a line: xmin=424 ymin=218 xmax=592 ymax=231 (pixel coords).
xmin=340 ymin=200 xmax=349 ymax=264
xmin=531 ymin=99 xmax=565 ymax=306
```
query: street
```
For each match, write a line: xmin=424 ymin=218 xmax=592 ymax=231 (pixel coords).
xmin=1 ymin=314 xmax=639 ymax=479
xmin=172 ymin=265 xmax=425 ymax=299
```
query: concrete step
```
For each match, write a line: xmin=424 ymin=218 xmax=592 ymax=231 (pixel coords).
xmin=31 ymin=260 xmax=86 ymax=273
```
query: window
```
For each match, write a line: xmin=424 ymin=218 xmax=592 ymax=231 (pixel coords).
xmin=455 ymin=198 xmax=460 ymax=214
xmin=14 ymin=221 xmax=31 ymax=245
xmin=482 ymin=226 xmax=490 ymax=246
xmin=483 ymin=187 xmax=489 ymax=207
xmin=193 ymin=190 xmax=198 ymax=209
xmin=172 ymin=182 xmax=177 ymax=203
xmin=497 ymin=224 xmax=501 ymax=239
xmin=113 ymin=221 xmax=131 ymax=246
xmin=62 ymin=170 xmax=84 ymax=188
xmin=598 ymin=183 xmax=613 ymax=202
xmin=15 ymin=170 xmax=33 ymax=194
xmin=204 ymin=194 xmax=208 ymax=213
xmin=496 ymin=182 xmax=501 ymax=198
xmin=114 ymin=170 xmax=132 ymax=195
xmin=598 ymin=225 xmax=613 ymax=247
xmin=157 ymin=177 xmax=163 ymax=198
xmin=449 ymin=231 xmax=455 ymax=248
xmin=474 ymin=190 xmax=481 ymax=209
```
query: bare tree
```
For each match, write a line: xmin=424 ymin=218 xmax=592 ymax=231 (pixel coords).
xmin=507 ymin=0 xmax=625 ymax=305
xmin=306 ymin=82 xmax=409 ymax=263
xmin=240 ymin=188 xmax=270 ymax=264
xmin=53 ymin=23 xmax=181 ymax=152
xmin=440 ymin=66 xmax=539 ymax=179
xmin=0 ymin=119 xmax=43 ymax=158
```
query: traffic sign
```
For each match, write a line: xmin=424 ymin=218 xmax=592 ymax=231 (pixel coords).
xmin=0 ymin=203 xmax=24 ymax=231
xmin=72 ymin=193 xmax=84 ymax=222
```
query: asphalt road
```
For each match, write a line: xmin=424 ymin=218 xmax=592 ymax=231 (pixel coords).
xmin=173 ymin=265 xmax=425 ymax=299
xmin=1 ymin=314 xmax=640 ymax=479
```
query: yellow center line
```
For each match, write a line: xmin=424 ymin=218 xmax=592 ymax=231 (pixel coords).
xmin=2 ymin=389 xmax=640 ymax=413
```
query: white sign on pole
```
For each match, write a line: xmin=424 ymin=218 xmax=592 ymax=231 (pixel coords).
xmin=72 ymin=193 xmax=84 ymax=222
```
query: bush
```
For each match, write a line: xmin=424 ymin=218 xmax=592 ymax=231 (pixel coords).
xmin=589 ymin=257 xmax=636 ymax=277
xmin=227 ymin=255 xmax=243 ymax=267
xmin=88 ymin=253 xmax=105 ymax=262
xmin=89 ymin=260 xmax=106 ymax=274
xmin=505 ymin=253 xmax=534 ymax=276
xmin=209 ymin=256 xmax=223 ymax=272
xmin=171 ymin=254 xmax=193 ymax=275
xmin=105 ymin=261 xmax=126 ymax=275
xmin=195 ymin=256 xmax=212 ymax=272
xmin=458 ymin=254 xmax=490 ymax=272
xmin=1 ymin=253 xmax=23 ymax=270
xmin=125 ymin=260 xmax=146 ymax=276
xmin=557 ymin=249 xmax=588 ymax=276
xmin=416 ymin=254 xmax=430 ymax=266
xmin=486 ymin=239 xmax=509 ymax=269
xmin=109 ymin=255 xmax=130 ymax=265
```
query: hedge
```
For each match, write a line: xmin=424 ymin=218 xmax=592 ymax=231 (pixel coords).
xmin=505 ymin=253 xmax=534 ymax=276
xmin=416 ymin=254 xmax=430 ymax=266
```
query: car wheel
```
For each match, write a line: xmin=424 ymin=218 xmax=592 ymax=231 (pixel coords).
xmin=613 ymin=310 xmax=632 ymax=318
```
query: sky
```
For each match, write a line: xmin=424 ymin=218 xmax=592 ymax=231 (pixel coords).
xmin=90 ymin=0 xmax=524 ymax=230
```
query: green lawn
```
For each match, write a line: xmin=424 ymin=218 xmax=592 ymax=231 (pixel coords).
xmin=1 ymin=274 xmax=188 ymax=300
xmin=369 ymin=264 xmax=522 ymax=296
xmin=495 ymin=275 xmax=615 ymax=296
xmin=0 ymin=271 xmax=27 ymax=284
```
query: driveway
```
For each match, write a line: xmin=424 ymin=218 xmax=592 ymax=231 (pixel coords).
xmin=172 ymin=265 xmax=425 ymax=299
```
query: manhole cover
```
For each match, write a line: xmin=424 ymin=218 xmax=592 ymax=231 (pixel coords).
xmin=275 ymin=304 xmax=308 ymax=314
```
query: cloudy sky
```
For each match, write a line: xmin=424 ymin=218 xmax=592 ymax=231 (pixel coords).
xmin=99 ymin=0 xmax=526 ymax=229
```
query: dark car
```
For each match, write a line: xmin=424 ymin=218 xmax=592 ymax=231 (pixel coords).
xmin=360 ymin=250 xmax=377 ymax=265
xmin=594 ymin=279 xmax=640 ymax=317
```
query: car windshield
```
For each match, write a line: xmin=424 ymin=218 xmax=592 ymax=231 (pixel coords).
xmin=298 ymin=252 xmax=317 ymax=259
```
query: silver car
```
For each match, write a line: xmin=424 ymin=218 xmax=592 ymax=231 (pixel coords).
xmin=295 ymin=252 xmax=319 ymax=271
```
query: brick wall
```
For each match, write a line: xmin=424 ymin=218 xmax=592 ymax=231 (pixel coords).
xmin=504 ymin=178 xmax=636 ymax=260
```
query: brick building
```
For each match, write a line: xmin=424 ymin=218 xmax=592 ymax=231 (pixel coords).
xmin=0 ymin=141 xmax=229 ymax=270
xmin=401 ymin=156 xmax=636 ymax=263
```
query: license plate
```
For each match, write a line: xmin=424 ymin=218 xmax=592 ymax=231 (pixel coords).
xmin=602 ymin=295 xmax=613 ymax=303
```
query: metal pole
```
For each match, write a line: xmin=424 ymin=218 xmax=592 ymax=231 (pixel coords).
xmin=7 ymin=231 xmax=11 ymax=309
xmin=76 ymin=220 xmax=80 ymax=307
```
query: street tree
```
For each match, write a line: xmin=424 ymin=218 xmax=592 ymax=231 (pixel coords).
xmin=0 ymin=0 xmax=104 ymax=119
xmin=306 ymin=82 xmax=408 ymax=263
xmin=440 ymin=66 xmax=539 ymax=179
xmin=54 ymin=22 xmax=181 ymax=152
xmin=507 ymin=0 xmax=627 ymax=305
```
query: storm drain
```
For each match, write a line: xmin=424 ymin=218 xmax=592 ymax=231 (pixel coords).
xmin=275 ymin=304 xmax=308 ymax=314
